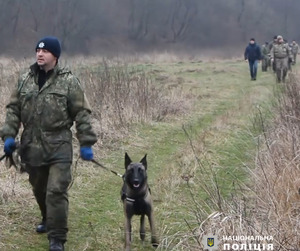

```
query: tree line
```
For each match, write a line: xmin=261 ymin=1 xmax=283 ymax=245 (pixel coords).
xmin=0 ymin=0 xmax=299 ymax=57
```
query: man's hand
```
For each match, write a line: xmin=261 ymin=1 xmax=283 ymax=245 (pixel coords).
xmin=4 ymin=137 xmax=16 ymax=156
xmin=80 ymin=146 xmax=94 ymax=161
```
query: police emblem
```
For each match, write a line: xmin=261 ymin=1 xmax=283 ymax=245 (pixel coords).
xmin=38 ymin=42 xmax=45 ymax=48
xmin=207 ymin=237 xmax=214 ymax=247
xmin=202 ymin=234 xmax=219 ymax=251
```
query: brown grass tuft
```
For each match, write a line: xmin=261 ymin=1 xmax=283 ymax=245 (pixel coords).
xmin=174 ymin=73 xmax=300 ymax=250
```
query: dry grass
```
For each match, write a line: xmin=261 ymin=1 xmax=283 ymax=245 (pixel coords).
xmin=170 ymin=72 xmax=300 ymax=250
xmin=75 ymin=58 xmax=191 ymax=148
xmin=2 ymin=56 xmax=298 ymax=250
xmin=0 ymin=56 xmax=193 ymax=250
xmin=251 ymin=73 xmax=300 ymax=249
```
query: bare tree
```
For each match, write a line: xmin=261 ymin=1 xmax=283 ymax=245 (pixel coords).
xmin=51 ymin=0 xmax=88 ymax=52
xmin=26 ymin=0 xmax=47 ymax=33
xmin=0 ymin=0 xmax=12 ymax=33
xmin=128 ymin=0 xmax=151 ymax=40
xmin=1 ymin=0 xmax=300 ymax=56
xmin=169 ymin=0 xmax=197 ymax=42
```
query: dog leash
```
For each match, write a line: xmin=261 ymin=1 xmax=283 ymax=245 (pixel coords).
xmin=68 ymin=158 xmax=123 ymax=191
xmin=0 ymin=153 xmax=19 ymax=170
xmin=0 ymin=154 xmax=6 ymax=162
xmin=0 ymin=153 xmax=123 ymax=178
xmin=91 ymin=159 xmax=123 ymax=178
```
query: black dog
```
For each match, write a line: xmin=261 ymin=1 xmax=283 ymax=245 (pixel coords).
xmin=121 ymin=153 xmax=158 ymax=251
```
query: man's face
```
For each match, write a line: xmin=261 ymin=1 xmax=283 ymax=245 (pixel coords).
xmin=250 ymin=40 xmax=255 ymax=44
xmin=278 ymin=38 xmax=283 ymax=44
xmin=36 ymin=49 xmax=57 ymax=68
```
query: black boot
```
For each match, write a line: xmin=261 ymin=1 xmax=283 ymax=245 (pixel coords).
xmin=49 ymin=238 xmax=64 ymax=251
xmin=36 ymin=219 xmax=46 ymax=233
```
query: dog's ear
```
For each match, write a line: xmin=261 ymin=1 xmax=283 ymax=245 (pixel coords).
xmin=140 ymin=154 xmax=147 ymax=170
xmin=125 ymin=152 xmax=132 ymax=169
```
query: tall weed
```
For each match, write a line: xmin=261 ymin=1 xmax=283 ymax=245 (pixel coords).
xmin=174 ymin=73 xmax=300 ymax=250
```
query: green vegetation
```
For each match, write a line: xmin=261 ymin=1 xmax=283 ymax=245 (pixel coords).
xmin=0 ymin=58 xmax=279 ymax=250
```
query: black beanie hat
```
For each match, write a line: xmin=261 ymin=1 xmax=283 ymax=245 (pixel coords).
xmin=35 ymin=36 xmax=61 ymax=59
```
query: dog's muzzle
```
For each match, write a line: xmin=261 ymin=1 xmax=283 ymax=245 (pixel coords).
xmin=133 ymin=180 xmax=140 ymax=188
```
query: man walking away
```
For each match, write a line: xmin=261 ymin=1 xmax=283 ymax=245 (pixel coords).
xmin=244 ymin=38 xmax=262 ymax=80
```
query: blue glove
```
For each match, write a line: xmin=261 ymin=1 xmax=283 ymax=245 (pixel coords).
xmin=4 ymin=137 xmax=16 ymax=156
xmin=80 ymin=146 xmax=93 ymax=161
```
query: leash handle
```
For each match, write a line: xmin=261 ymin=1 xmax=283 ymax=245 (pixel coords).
xmin=91 ymin=159 xmax=123 ymax=178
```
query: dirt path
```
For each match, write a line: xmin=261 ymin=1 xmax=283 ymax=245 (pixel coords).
xmin=0 ymin=59 xmax=278 ymax=250
xmin=67 ymin=60 xmax=276 ymax=250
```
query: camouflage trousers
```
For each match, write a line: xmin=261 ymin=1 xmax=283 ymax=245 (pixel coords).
xmin=274 ymin=57 xmax=289 ymax=83
xmin=293 ymin=53 xmax=297 ymax=64
xmin=262 ymin=57 xmax=269 ymax=71
xmin=27 ymin=162 xmax=72 ymax=242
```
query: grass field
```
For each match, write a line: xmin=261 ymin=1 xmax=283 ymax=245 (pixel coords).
xmin=0 ymin=56 xmax=293 ymax=250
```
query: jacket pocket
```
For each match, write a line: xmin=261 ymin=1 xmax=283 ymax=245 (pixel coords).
xmin=41 ymin=130 xmax=72 ymax=163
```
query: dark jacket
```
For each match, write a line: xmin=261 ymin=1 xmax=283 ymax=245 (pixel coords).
xmin=244 ymin=43 xmax=262 ymax=61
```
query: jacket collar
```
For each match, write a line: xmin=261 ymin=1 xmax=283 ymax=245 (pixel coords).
xmin=30 ymin=62 xmax=60 ymax=76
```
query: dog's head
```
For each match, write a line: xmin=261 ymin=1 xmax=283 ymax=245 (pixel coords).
xmin=124 ymin=152 xmax=147 ymax=190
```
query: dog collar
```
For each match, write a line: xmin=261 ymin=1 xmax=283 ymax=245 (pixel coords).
xmin=125 ymin=188 xmax=150 ymax=203
xmin=126 ymin=197 xmax=136 ymax=203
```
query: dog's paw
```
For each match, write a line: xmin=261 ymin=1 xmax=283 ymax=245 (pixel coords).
xmin=151 ymin=239 xmax=159 ymax=248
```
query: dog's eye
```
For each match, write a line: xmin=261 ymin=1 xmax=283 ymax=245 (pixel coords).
xmin=138 ymin=167 xmax=142 ymax=173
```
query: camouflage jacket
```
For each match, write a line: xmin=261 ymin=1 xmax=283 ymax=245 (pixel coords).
xmin=270 ymin=43 xmax=292 ymax=59
xmin=291 ymin=43 xmax=299 ymax=54
xmin=261 ymin=44 xmax=270 ymax=57
xmin=0 ymin=63 xmax=97 ymax=166
xmin=268 ymin=40 xmax=275 ymax=52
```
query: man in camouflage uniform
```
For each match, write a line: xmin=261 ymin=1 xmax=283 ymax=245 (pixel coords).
xmin=0 ymin=36 xmax=97 ymax=251
xmin=291 ymin=40 xmax=299 ymax=64
xmin=270 ymin=35 xmax=293 ymax=83
xmin=268 ymin=35 xmax=278 ymax=72
xmin=261 ymin=42 xmax=270 ymax=72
